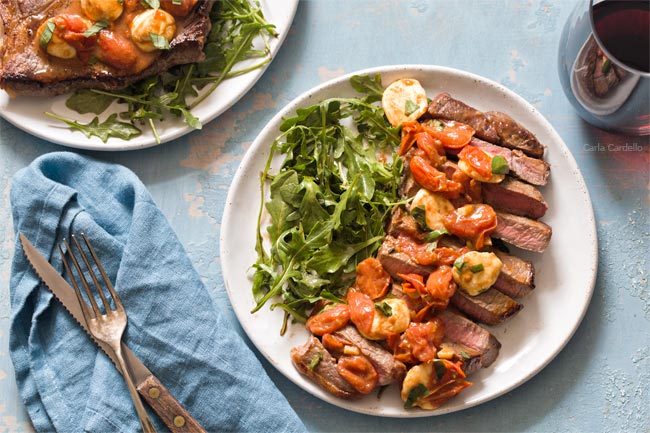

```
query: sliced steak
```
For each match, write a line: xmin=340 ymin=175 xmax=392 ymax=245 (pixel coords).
xmin=482 ymin=177 xmax=547 ymax=219
xmin=450 ymin=289 xmax=523 ymax=326
xmin=0 ymin=1 xmax=215 ymax=96
xmin=428 ymin=93 xmax=501 ymax=143
xmin=493 ymin=211 xmax=552 ymax=253
xmin=483 ymin=111 xmax=545 ymax=158
xmin=377 ymin=236 xmax=434 ymax=278
xmin=436 ymin=309 xmax=501 ymax=368
xmin=439 ymin=340 xmax=483 ymax=375
xmin=470 ymin=138 xmax=550 ymax=186
xmin=428 ymin=94 xmax=545 ymax=158
xmin=334 ymin=325 xmax=407 ymax=386
xmin=492 ymin=250 xmax=535 ymax=298
xmin=385 ymin=206 xmax=425 ymax=241
xmin=290 ymin=336 xmax=359 ymax=400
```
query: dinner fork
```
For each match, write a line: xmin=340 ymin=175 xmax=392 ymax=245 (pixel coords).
xmin=59 ymin=233 xmax=157 ymax=433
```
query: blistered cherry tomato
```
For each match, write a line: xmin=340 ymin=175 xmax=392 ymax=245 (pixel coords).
xmin=394 ymin=319 xmax=445 ymax=364
xmin=305 ymin=303 xmax=350 ymax=336
xmin=346 ymin=290 xmax=375 ymax=336
xmin=409 ymin=155 xmax=463 ymax=199
xmin=160 ymin=0 xmax=198 ymax=17
xmin=423 ymin=120 xmax=475 ymax=149
xmin=355 ymin=258 xmax=391 ymax=300
xmin=97 ymin=31 xmax=138 ymax=70
xmin=443 ymin=204 xmax=497 ymax=250
xmin=458 ymin=145 xmax=492 ymax=180
xmin=337 ymin=355 xmax=378 ymax=394
xmin=426 ymin=265 xmax=456 ymax=307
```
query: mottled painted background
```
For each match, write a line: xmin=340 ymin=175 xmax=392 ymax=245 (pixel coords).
xmin=1 ymin=1 xmax=648 ymax=432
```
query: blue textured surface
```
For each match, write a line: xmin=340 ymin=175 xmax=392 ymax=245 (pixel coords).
xmin=1 ymin=1 xmax=648 ymax=432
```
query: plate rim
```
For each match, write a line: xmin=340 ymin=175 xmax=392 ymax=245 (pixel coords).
xmin=0 ymin=0 xmax=299 ymax=151
xmin=220 ymin=64 xmax=599 ymax=417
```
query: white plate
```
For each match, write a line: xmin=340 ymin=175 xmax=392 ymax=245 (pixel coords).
xmin=0 ymin=0 xmax=298 ymax=151
xmin=221 ymin=65 xmax=598 ymax=417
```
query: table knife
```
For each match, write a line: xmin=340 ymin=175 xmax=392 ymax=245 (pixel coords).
xmin=19 ymin=233 xmax=207 ymax=433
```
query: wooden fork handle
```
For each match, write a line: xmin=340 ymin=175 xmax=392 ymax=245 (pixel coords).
xmin=137 ymin=375 xmax=207 ymax=433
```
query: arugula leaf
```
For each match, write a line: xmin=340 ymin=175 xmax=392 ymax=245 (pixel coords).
xmin=45 ymin=112 xmax=141 ymax=142
xmin=65 ymin=90 xmax=116 ymax=115
xmin=350 ymin=73 xmax=384 ymax=103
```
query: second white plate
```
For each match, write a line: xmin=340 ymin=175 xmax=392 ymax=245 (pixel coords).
xmin=221 ymin=65 xmax=598 ymax=417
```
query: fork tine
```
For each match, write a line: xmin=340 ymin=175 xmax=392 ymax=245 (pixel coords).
xmin=61 ymin=237 xmax=101 ymax=319
xmin=71 ymin=234 xmax=113 ymax=314
xmin=80 ymin=233 xmax=123 ymax=311
xmin=58 ymin=242 xmax=93 ymax=320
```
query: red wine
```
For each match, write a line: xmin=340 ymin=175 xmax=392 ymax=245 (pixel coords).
xmin=592 ymin=0 xmax=650 ymax=73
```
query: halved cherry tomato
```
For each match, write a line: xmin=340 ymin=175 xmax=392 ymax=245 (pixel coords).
xmin=458 ymin=145 xmax=493 ymax=180
xmin=393 ymin=319 xmax=445 ymax=364
xmin=394 ymin=233 xmax=438 ymax=266
xmin=443 ymin=204 xmax=497 ymax=250
xmin=355 ymin=258 xmax=391 ymax=300
xmin=337 ymin=355 xmax=378 ymax=394
xmin=422 ymin=120 xmax=475 ymax=150
xmin=409 ymin=155 xmax=463 ymax=199
xmin=426 ymin=265 xmax=456 ymax=308
xmin=305 ymin=303 xmax=350 ymax=336
xmin=346 ymin=289 xmax=375 ymax=336
xmin=415 ymin=131 xmax=446 ymax=167
xmin=434 ymin=247 xmax=464 ymax=266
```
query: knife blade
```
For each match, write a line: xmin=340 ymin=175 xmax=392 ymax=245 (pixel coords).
xmin=19 ymin=233 xmax=207 ymax=433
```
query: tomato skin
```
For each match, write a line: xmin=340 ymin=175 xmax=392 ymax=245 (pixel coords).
xmin=346 ymin=290 xmax=375 ymax=336
xmin=394 ymin=319 xmax=445 ymax=364
xmin=337 ymin=355 xmax=378 ymax=394
xmin=423 ymin=120 xmax=475 ymax=150
xmin=305 ymin=303 xmax=350 ymax=336
xmin=426 ymin=265 xmax=456 ymax=308
xmin=443 ymin=204 xmax=497 ymax=250
xmin=355 ymin=258 xmax=391 ymax=300
xmin=160 ymin=0 xmax=198 ymax=16
xmin=409 ymin=155 xmax=463 ymax=199
xmin=97 ymin=31 xmax=138 ymax=70
xmin=458 ymin=145 xmax=493 ymax=179
xmin=415 ymin=131 xmax=446 ymax=167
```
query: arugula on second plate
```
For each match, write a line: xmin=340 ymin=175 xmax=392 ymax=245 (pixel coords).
xmin=252 ymin=74 xmax=403 ymax=333
xmin=47 ymin=0 xmax=277 ymax=143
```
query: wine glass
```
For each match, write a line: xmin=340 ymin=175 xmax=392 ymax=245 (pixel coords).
xmin=558 ymin=0 xmax=649 ymax=135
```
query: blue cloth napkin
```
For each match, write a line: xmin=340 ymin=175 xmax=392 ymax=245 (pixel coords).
xmin=9 ymin=152 xmax=306 ymax=433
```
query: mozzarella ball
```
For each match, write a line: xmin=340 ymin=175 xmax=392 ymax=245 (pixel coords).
xmin=400 ymin=363 xmax=435 ymax=409
xmin=382 ymin=78 xmax=428 ymax=127
xmin=411 ymin=188 xmax=455 ymax=232
xmin=363 ymin=298 xmax=410 ymax=340
xmin=81 ymin=0 xmax=124 ymax=21
xmin=129 ymin=9 xmax=176 ymax=52
xmin=452 ymin=251 xmax=503 ymax=296
xmin=37 ymin=17 xmax=92 ymax=59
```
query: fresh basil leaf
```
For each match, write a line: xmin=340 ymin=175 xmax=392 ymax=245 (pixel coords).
xmin=469 ymin=263 xmax=484 ymax=273
xmin=410 ymin=206 xmax=428 ymax=230
xmin=83 ymin=20 xmax=108 ymax=37
xmin=40 ymin=21 xmax=56 ymax=49
xmin=404 ymin=99 xmax=419 ymax=116
xmin=375 ymin=301 xmax=393 ymax=317
xmin=141 ymin=0 xmax=160 ymax=8
xmin=66 ymin=90 xmax=116 ymax=115
xmin=149 ymin=32 xmax=170 ymax=50
xmin=433 ymin=359 xmax=447 ymax=380
xmin=491 ymin=155 xmax=509 ymax=174
xmin=404 ymin=383 xmax=429 ymax=409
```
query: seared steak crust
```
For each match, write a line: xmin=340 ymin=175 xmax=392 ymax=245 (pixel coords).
xmin=450 ymin=288 xmax=523 ymax=326
xmin=0 ymin=0 xmax=215 ymax=96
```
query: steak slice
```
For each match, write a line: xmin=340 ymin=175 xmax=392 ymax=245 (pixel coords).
xmin=333 ymin=325 xmax=406 ymax=386
xmin=377 ymin=235 xmax=434 ymax=278
xmin=450 ymin=289 xmax=523 ymax=326
xmin=470 ymin=138 xmax=550 ymax=186
xmin=492 ymin=250 xmax=535 ymax=298
xmin=436 ymin=310 xmax=501 ymax=368
xmin=0 ymin=0 xmax=215 ymax=96
xmin=482 ymin=177 xmax=548 ymax=219
xmin=428 ymin=93 xmax=501 ymax=144
xmin=493 ymin=211 xmax=552 ymax=253
xmin=290 ymin=336 xmax=359 ymax=400
xmin=428 ymin=94 xmax=545 ymax=158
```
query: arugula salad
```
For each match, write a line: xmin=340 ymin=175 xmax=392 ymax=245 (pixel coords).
xmin=46 ymin=0 xmax=276 ymax=143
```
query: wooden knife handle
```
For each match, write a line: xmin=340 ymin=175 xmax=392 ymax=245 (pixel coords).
xmin=137 ymin=375 xmax=207 ymax=433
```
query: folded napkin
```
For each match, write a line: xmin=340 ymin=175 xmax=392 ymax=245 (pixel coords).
xmin=9 ymin=152 xmax=305 ymax=433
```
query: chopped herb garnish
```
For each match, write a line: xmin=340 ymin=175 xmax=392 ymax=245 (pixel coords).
xmin=376 ymin=385 xmax=388 ymax=399
xmin=404 ymin=383 xmax=429 ymax=409
xmin=410 ymin=206 xmax=428 ymax=230
xmin=172 ymin=0 xmax=182 ymax=4
xmin=308 ymin=351 xmax=323 ymax=370
xmin=430 ymin=119 xmax=445 ymax=131
xmin=491 ymin=155 xmax=509 ymax=174
xmin=425 ymin=228 xmax=448 ymax=242
xmin=601 ymin=58 xmax=612 ymax=74
xmin=469 ymin=263 xmax=484 ymax=273
xmin=433 ymin=359 xmax=447 ymax=380
xmin=459 ymin=351 xmax=471 ymax=360
xmin=149 ymin=32 xmax=170 ymax=50
xmin=375 ymin=301 xmax=393 ymax=317
xmin=39 ymin=21 xmax=56 ymax=49
xmin=404 ymin=99 xmax=419 ymax=116
xmin=83 ymin=20 xmax=108 ymax=38
xmin=453 ymin=256 xmax=466 ymax=272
